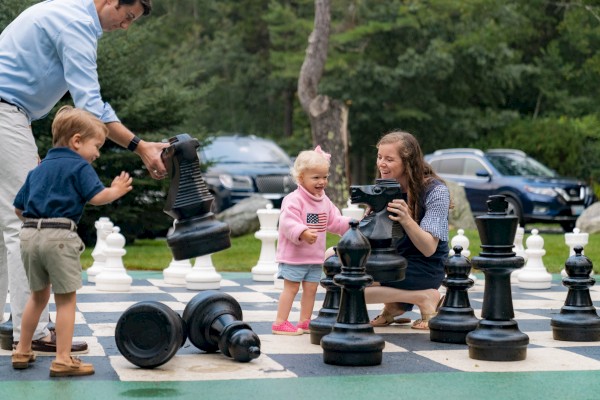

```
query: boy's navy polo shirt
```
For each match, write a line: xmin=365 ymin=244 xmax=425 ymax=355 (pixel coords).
xmin=13 ymin=147 xmax=105 ymax=223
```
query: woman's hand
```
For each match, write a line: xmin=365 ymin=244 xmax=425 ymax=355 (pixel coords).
xmin=386 ymin=199 xmax=412 ymax=225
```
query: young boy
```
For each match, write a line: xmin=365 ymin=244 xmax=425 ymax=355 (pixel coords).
xmin=11 ymin=106 xmax=133 ymax=377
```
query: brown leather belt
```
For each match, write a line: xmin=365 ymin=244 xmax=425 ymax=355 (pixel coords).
xmin=22 ymin=221 xmax=77 ymax=231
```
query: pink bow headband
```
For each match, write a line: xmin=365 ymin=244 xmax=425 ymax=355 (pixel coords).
xmin=314 ymin=145 xmax=331 ymax=161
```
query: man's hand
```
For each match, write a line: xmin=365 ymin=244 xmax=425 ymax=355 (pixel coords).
xmin=135 ymin=140 xmax=170 ymax=179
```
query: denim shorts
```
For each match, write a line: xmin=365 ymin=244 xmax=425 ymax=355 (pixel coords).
xmin=277 ymin=263 xmax=323 ymax=283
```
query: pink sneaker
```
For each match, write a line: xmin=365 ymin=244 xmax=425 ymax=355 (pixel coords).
xmin=272 ymin=321 xmax=302 ymax=336
xmin=296 ymin=320 xmax=310 ymax=334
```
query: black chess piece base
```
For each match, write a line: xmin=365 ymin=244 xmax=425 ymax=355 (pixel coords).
xmin=552 ymin=309 xmax=600 ymax=341
xmin=0 ymin=316 xmax=13 ymax=351
xmin=321 ymin=323 xmax=385 ymax=366
xmin=466 ymin=319 xmax=529 ymax=361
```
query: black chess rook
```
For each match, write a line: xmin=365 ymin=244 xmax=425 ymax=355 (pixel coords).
xmin=551 ymin=246 xmax=600 ymax=341
xmin=465 ymin=195 xmax=529 ymax=361
xmin=321 ymin=220 xmax=385 ymax=366
xmin=429 ymin=245 xmax=479 ymax=344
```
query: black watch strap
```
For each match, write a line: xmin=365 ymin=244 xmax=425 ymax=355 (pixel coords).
xmin=127 ymin=135 xmax=141 ymax=152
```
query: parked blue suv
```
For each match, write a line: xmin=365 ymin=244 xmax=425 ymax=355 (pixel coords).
xmin=425 ymin=148 xmax=596 ymax=231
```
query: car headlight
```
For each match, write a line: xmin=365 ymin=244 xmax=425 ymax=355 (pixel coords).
xmin=524 ymin=185 xmax=558 ymax=197
xmin=219 ymin=174 xmax=253 ymax=190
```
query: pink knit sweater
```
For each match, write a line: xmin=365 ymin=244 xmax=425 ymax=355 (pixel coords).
xmin=276 ymin=185 xmax=351 ymax=265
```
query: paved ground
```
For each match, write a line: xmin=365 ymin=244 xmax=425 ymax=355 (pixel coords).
xmin=2 ymin=271 xmax=600 ymax=399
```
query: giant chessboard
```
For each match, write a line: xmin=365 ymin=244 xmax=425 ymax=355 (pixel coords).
xmin=2 ymin=271 xmax=600 ymax=399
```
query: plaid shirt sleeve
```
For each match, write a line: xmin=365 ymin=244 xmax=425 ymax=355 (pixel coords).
xmin=420 ymin=184 xmax=450 ymax=241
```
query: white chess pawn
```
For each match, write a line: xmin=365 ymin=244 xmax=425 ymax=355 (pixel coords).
xmin=449 ymin=229 xmax=476 ymax=282
xmin=163 ymin=257 xmax=193 ymax=285
xmin=511 ymin=225 xmax=527 ymax=284
xmin=185 ymin=254 xmax=222 ymax=290
xmin=87 ymin=217 xmax=113 ymax=283
xmin=95 ymin=227 xmax=132 ymax=292
xmin=342 ymin=199 xmax=365 ymax=220
xmin=562 ymin=228 xmax=590 ymax=277
xmin=517 ymin=229 xmax=552 ymax=289
xmin=251 ymin=204 xmax=281 ymax=282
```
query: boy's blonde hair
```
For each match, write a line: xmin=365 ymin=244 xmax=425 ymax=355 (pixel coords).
xmin=291 ymin=146 xmax=331 ymax=183
xmin=52 ymin=105 xmax=108 ymax=147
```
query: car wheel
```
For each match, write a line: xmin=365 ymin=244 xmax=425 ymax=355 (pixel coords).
xmin=560 ymin=221 xmax=576 ymax=233
xmin=505 ymin=197 xmax=524 ymax=226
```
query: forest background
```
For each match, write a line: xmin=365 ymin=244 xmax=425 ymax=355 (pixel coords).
xmin=2 ymin=0 xmax=600 ymax=244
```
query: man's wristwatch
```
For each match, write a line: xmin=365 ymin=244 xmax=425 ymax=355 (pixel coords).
xmin=127 ymin=135 xmax=141 ymax=152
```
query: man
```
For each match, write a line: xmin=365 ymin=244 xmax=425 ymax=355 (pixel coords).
xmin=0 ymin=0 xmax=168 ymax=354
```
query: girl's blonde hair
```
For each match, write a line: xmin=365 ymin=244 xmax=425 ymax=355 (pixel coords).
xmin=52 ymin=105 xmax=108 ymax=147
xmin=291 ymin=146 xmax=331 ymax=183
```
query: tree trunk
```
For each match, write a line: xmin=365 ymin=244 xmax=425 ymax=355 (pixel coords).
xmin=297 ymin=0 xmax=350 ymax=208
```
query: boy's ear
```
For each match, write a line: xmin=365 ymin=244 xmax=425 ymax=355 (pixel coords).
xmin=69 ymin=133 xmax=83 ymax=148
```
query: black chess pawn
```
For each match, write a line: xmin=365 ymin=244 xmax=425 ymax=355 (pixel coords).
xmin=429 ymin=245 xmax=479 ymax=344
xmin=551 ymin=246 xmax=600 ymax=341
xmin=183 ymin=291 xmax=260 ymax=363
xmin=0 ymin=314 xmax=13 ymax=351
xmin=162 ymin=133 xmax=231 ymax=260
xmin=466 ymin=195 xmax=529 ymax=361
xmin=115 ymin=301 xmax=188 ymax=369
xmin=309 ymin=248 xmax=342 ymax=345
xmin=321 ymin=221 xmax=385 ymax=366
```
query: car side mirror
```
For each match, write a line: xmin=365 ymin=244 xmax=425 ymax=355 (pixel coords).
xmin=476 ymin=169 xmax=491 ymax=180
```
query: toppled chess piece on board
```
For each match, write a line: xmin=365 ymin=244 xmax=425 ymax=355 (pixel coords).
xmin=320 ymin=221 xmax=385 ymax=366
xmin=551 ymin=246 xmax=600 ymax=341
xmin=183 ymin=291 xmax=260 ymax=363
xmin=309 ymin=247 xmax=343 ymax=345
xmin=466 ymin=195 xmax=529 ymax=361
xmin=349 ymin=178 xmax=407 ymax=282
xmin=162 ymin=134 xmax=231 ymax=260
xmin=429 ymin=245 xmax=479 ymax=344
xmin=115 ymin=301 xmax=188 ymax=369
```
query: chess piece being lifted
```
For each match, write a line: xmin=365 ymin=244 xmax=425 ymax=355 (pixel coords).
xmin=551 ymin=246 xmax=600 ymax=341
xmin=183 ymin=291 xmax=261 ymax=362
xmin=466 ymin=195 xmax=529 ymax=361
xmin=162 ymin=134 xmax=231 ymax=260
xmin=349 ymin=178 xmax=408 ymax=282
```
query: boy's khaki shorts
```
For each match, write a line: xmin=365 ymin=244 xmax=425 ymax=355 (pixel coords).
xmin=19 ymin=220 xmax=85 ymax=294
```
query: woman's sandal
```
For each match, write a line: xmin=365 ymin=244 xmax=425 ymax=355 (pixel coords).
xmin=370 ymin=309 xmax=411 ymax=327
xmin=411 ymin=294 xmax=445 ymax=331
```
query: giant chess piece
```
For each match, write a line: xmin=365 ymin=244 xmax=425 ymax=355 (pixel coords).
xmin=551 ymin=246 xmax=600 ymax=341
xmin=115 ymin=301 xmax=187 ymax=368
xmin=185 ymin=254 xmax=222 ymax=290
xmin=466 ymin=195 xmax=529 ymax=361
xmin=321 ymin=221 xmax=385 ymax=366
xmin=562 ymin=228 xmax=589 ymax=277
xmin=183 ymin=291 xmax=260 ymax=362
xmin=309 ymin=248 xmax=342 ymax=345
xmin=349 ymin=179 xmax=408 ymax=282
xmin=511 ymin=225 xmax=527 ymax=283
xmin=0 ymin=315 xmax=13 ymax=351
xmin=162 ymin=134 xmax=231 ymax=260
xmin=449 ymin=228 xmax=477 ymax=283
xmin=251 ymin=203 xmax=280 ymax=282
xmin=86 ymin=217 xmax=113 ymax=283
xmin=95 ymin=227 xmax=133 ymax=292
xmin=342 ymin=199 xmax=365 ymax=220
xmin=163 ymin=257 xmax=194 ymax=285
xmin=429 ymin=245 xmax=479 ymax=344
xmin=517 ymin=229 xmax=552 ymax=290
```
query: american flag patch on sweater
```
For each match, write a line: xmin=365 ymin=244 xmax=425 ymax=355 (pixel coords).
xmin=306 ymin=213 xmax=327 ymax=232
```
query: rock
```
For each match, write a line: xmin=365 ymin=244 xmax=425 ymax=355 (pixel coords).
xmin=216 ymin=195 xmax=272 ymax=237
xmin=576 ymin=202 xmax=600 ymax=234
xmin=446 ymin=181 xmax=476 ymax=230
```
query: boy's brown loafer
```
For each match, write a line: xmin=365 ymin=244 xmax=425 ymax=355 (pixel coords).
xmin=50 ymin=356 xmax=95 ymax=377
xmin=12 ymin=351 xmax=36 ymax=369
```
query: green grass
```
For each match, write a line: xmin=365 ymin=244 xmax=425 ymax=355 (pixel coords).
xmin=81 ymin=228 xmax=599 ymax=274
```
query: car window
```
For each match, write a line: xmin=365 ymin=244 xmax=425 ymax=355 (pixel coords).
xmin=486 ymin=154 xmax=557 ymax=177
xmin=204 ymin=139 xmax=292 ymax=164
xmin=433 ymin=158 xmax=464 ymax=175
xmin=463 ymin=158 xmax=486 ymax=177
